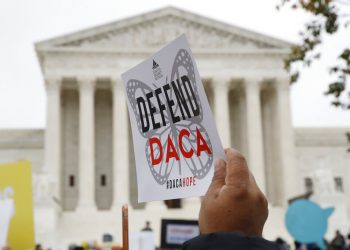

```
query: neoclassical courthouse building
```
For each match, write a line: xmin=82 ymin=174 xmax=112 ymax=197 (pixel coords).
xmin=0 ymin=7 xmax=349 ymax=247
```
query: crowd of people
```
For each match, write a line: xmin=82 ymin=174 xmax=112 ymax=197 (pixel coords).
xmin=3 ymin=233 xmax=350 ymax=250
xmin=274 ymin=231 xmax=350 ymax=250
xmin=1 ymin=149 xmax=350 ymax=250
xmin=1 ymin=243 xmax=123 ymax=250
xmin=1 ymin=244 xmax=49 ymax=250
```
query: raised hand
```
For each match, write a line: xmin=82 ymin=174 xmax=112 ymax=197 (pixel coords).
xmin=199 ymin=148 xmax=268 ymax=236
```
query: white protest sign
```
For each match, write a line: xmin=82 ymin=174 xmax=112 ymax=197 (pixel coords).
xmin=122 ymin=34 xmax=225 ymax=202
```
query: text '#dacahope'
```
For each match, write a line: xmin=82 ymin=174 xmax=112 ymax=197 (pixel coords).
xmin=166 ymin=176 xmax=196 ymax=189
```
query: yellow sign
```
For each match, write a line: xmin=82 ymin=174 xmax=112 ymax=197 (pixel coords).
xmin=0 ymin=161 xmax=35 ymax=250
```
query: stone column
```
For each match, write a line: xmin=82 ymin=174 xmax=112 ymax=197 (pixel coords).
xmin=212 ymin=77 xmax=231 ymax=147
xmin=245 ymin=78 xmax=266 ymax=193
xmin=275 ymin=78 xmax=298 ymax=204
xmin=77 ymin=77 xmax=96 ymax=210
xmin=44 ymin=77 xmax=62 ymax=246
xmin=44 ymin=77 xmax=62 ymax=209
xmin=111 ymin=78 xmax=131 ymax=210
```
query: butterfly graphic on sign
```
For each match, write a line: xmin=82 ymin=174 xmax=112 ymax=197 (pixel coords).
xmin=126 ymin=49 xmax=213 ymax=185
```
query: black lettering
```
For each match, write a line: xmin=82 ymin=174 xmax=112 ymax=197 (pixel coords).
xmin=171 ymin=79 xmax=191 ymax=120
xmin=137 ymin=97 xmax=149 ymax=133
xmin=163 ymin=83 xmax=180 ymax=123
xmin=181 ymin=75 xmax=200 ymax=117
xmin=154 ymin=88 xmax=166 ymax=127
xmin=146 ymin=91 xmax=160 ymax=130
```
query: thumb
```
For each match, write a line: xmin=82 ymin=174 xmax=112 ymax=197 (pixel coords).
xmin=225 ymin=148 xmax=250 ymax=186
xmin=207 ymin=158 xmax=226 ymax=194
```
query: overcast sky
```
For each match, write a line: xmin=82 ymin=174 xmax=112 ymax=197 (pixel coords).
xmin=0 ymin=0 xmax=349 ymax=129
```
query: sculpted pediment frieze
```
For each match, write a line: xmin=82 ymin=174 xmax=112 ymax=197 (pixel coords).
xmin=36 ymin=7 xmax=291 ymax=52
xmin=55 ymin=16 xmax=284 ymax=50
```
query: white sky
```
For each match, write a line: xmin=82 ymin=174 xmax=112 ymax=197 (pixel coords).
xmin=0 ymin=0 xmax=349 ymax=129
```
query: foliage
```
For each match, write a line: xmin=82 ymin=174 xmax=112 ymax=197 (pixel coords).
xmin=278 ymin=0 xmax=350 ymax=109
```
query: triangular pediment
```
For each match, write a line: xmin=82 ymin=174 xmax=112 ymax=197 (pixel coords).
xmin=36 ymin=7 xmax=292 ymax=51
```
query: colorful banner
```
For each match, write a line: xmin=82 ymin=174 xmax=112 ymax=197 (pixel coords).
xmin=0 ymin=161 xmax=35 ymax=250
xmin=122 ymin=34 xmax=224 ymax=202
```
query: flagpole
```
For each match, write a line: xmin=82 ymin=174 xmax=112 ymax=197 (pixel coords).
xmin=122 ymin=204 xmax=129 ymax=250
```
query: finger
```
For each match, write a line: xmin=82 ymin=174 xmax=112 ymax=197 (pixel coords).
xmin=206 ymin=158 xmax=226 ymax=195
xmin=224 ymin=148 xmax=250 ymax=186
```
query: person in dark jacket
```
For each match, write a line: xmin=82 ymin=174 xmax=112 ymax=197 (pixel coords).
xmin=275 ymin=237 xmax=291 ymax=250
xmin=331 ymin=230 xmax=346 ymax=250
xmin=182 ymin=148 xmax=280 ymax=250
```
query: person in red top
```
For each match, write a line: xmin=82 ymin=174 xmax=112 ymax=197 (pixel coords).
xmin=182 ymin=148 xmax=279 ymax=250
